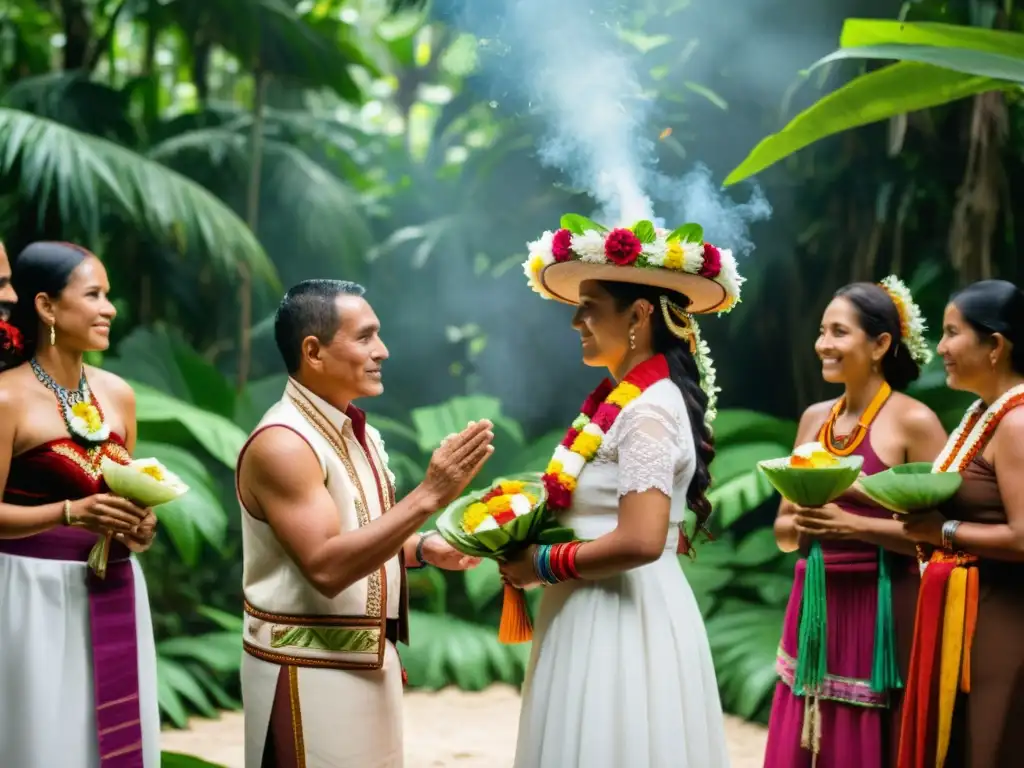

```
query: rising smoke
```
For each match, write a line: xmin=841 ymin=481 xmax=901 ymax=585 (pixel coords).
xmin=439 ymin=0 xmax=771 ymax=252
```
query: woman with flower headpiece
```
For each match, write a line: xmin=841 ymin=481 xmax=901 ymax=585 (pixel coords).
xmin=897 ymin=279 xmax=1024 ymax=768
xmin=763 ymin=279 xmax=948 ymax=768
xmin=0 ymin=242 xmax=160 ymax=767
xmin=498 ymin=217 xmax=735 ymax=767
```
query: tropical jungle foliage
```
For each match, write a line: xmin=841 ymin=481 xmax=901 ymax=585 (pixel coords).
xmin=0 ymin=3 xmax=1018 ymax=762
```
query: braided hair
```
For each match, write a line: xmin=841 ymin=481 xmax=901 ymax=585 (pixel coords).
xmin=598 ymin=280 xmax=715 ymax=542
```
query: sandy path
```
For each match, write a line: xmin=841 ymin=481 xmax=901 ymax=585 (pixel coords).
xmin=162 ymin=685 xmax=767 ymax=767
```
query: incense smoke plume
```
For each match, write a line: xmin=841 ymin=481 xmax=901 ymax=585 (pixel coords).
xmin=450 ymin=0 xmax=771 ymax=251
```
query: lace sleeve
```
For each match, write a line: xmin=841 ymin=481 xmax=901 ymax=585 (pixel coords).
xmin=614 ymin=403 xmax=687 ymax=498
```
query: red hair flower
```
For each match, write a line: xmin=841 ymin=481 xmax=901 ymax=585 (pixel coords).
xmin=0 ymin=320 xmax=23 ymax=354
xmin=551 ymin=228 xmax=574 ymax=262
xmin=699 ymin=243 xmax=722 ymax=278
xmin=604 ymin=228 xmax=642 ymax=266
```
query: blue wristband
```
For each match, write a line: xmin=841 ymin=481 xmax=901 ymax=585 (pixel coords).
xmin=534 ymin=544 xmax=557 ymax=584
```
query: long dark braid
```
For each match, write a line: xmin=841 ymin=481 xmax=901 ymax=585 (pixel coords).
xmin=599 ymin=280 xmax=716 ymax=543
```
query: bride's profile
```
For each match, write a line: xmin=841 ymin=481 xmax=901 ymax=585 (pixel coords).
xmin=499 ymin=220 xmax=742 ymax=767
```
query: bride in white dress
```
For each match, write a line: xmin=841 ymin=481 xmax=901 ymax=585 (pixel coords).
xmin=502 ymin=225 xmax=743 ymax=767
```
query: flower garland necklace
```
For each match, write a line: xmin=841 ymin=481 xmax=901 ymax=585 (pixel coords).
xmin=31 ymin=358 xmax=110 ymax=445
xmin=543 ymin=354 xmax=669 ymax=511
xmin=933 ymin=382 xmax=1024 ymax=472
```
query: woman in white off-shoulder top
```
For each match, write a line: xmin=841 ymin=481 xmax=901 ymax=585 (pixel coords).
xmin=500 ymin=274 xmax=732 ymax=768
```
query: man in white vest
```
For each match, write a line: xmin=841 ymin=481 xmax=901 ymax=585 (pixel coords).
xmin=237 ymin=279 xmax=494 ymax=768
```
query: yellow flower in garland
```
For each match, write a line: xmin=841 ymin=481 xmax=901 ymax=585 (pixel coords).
xmin=557 ymin=474 xmax=577 ymax=492
xmin=664 ymin=241 xmax=684 ymax=270
xmin=498 ymin=480 xmax=526 ymax=495
xmin=546 ymin=458 xmax=564 ymax=476
xmin=569 ymin=431 xmax=602 ymax=460
xmin=607 ymin=381 xmax=642 ymax=407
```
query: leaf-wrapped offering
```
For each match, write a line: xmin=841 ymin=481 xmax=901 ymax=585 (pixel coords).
xmin=89 ymin=457 xmax=190 ymax=578
xmin=758 ymin=442 xmax=864 ymax=508
xmin=435 ymin=476 xmax=574 ymax=644
xmin=857 ymin=462 xmax=963 ymax=515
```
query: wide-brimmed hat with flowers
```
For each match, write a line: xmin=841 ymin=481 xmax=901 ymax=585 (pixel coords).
xmin=522 ymin=214 xmax=744 ymax=314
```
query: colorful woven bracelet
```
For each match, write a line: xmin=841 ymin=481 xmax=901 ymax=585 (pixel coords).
xmin=534 ymin=545 xmax=556 ymax=584
xmin=534 ymin=541 xmax=582 ymax=584
xmin=556 ymin=541 xmax=582 ymax=581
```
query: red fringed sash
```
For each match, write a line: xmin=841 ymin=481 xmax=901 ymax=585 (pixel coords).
xmin=898 ymin=552 xmax=978 ymax=768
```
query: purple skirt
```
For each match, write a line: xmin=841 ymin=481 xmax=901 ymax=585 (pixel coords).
xmin=763 ymin=550 xmax=909 ymax=768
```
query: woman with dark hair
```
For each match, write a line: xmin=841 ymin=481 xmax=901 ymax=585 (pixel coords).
xmin=499 ymin=222 xmax=737 ymax=766
xmin=899 ymin=279 xmax=1024 ymax=768
xmin=764 ymin=277 xmax=948 ymax=768
xmin=0 ymin=242 xmax=160 ymax=766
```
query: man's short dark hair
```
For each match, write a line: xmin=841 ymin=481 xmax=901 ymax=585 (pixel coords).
xmin=274 ymin=279 xmax=366 ymax=374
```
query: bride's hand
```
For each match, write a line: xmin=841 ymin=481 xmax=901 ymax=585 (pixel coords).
xmin=498 ymin=545 xmax=542 ymax=590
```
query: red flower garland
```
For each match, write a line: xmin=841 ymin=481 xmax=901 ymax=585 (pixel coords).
xmin=543 ymin=355 xmax=669 ymax=511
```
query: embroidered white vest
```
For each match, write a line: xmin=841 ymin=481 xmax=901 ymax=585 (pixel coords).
xmin=239 ymin=378 xmax=404 ymax=670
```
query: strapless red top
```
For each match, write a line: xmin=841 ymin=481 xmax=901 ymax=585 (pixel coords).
xmin=2 ymin=435 xmax=133 ymax=560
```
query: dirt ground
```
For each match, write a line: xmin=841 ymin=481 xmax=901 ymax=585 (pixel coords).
xmin=162 ymin=685 xmax=768 ymax=767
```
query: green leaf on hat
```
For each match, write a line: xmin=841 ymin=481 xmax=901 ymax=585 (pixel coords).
xmin=632 ymin=219 xmax=657 ymax=243
xmin=666 ymin=223 xmax=704 ymax=244
xmin=560 ymin=213 xmax=607 ymax=235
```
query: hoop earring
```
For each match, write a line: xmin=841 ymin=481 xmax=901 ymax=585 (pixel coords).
xmin=629 ymin=330 xmax=636 ymax=350
xmin=49 ymin=324 xmax=56 ymax=346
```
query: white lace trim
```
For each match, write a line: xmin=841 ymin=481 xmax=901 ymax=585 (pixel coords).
xmin=617 ymin=428 xmax=678 ymax=498
xmin=605 ymin=402 xmax=688 ymax=499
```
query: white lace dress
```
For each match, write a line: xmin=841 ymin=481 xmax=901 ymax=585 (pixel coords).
xmin=514 ymin=380 xmax=730 ymax=767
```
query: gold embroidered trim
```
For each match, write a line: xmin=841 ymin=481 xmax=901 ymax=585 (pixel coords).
xmin=287 ymin=666 xmax=307 ymax=768
xmin=50 ymin=441 xmax=131 ymax=480
xmin=287 ymin=390 xmax=383 ymax=618
xmin=243 ymin=640 xmax=385 ymax=671
xmin=244 ymin=600 xmax=380 ymax=627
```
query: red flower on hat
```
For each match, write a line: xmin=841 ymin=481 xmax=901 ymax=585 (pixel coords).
xmin=700 ymin=243 xmax=722 ymax=278
xmin=605 ymin=228 xmax=642 ymax=266
xmin=551 ymin=228 xmax=573 ymax=262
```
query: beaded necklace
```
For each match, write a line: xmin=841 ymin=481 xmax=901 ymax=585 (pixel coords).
xmin=817 ymin=381 xmax=892 ymax=455
xmin=30 ymin=358 xmax=110 ymax=445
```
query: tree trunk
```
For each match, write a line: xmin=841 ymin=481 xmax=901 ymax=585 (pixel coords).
xmin=238 ymin=69 xmax=267 ymax=391
xmin=60 ymin=0 xmax=92 ymax=71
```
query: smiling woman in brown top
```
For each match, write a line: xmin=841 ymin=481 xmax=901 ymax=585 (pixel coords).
xmin=899 ymin=279 xmax=1024 ymax=768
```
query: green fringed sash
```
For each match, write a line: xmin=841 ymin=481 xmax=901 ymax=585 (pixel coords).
xmin=793 ymin=541 xmax=903 ymax=757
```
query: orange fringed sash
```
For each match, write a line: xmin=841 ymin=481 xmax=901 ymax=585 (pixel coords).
xmin=498 ymin=584 xmax=533 ymax=643
xmin=898 ymin=551 xmax=979 ymax=768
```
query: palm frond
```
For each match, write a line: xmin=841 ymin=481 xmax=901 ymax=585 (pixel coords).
xmin=171 ymin=0 xmax=378 ymax=101
xmin=0 ymin=107 xmax=278 ymax=287
xmin=150 ymin=126 xmax=373 ymax=273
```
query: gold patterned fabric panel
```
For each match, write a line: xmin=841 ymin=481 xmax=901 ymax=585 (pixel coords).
xmin=51 ymin=441 xmax=131 ymax=480
xmin=288 ymin=390 xmax=383 ymax=618
xmin=270 ymin=625 xmax=381 ymax=654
